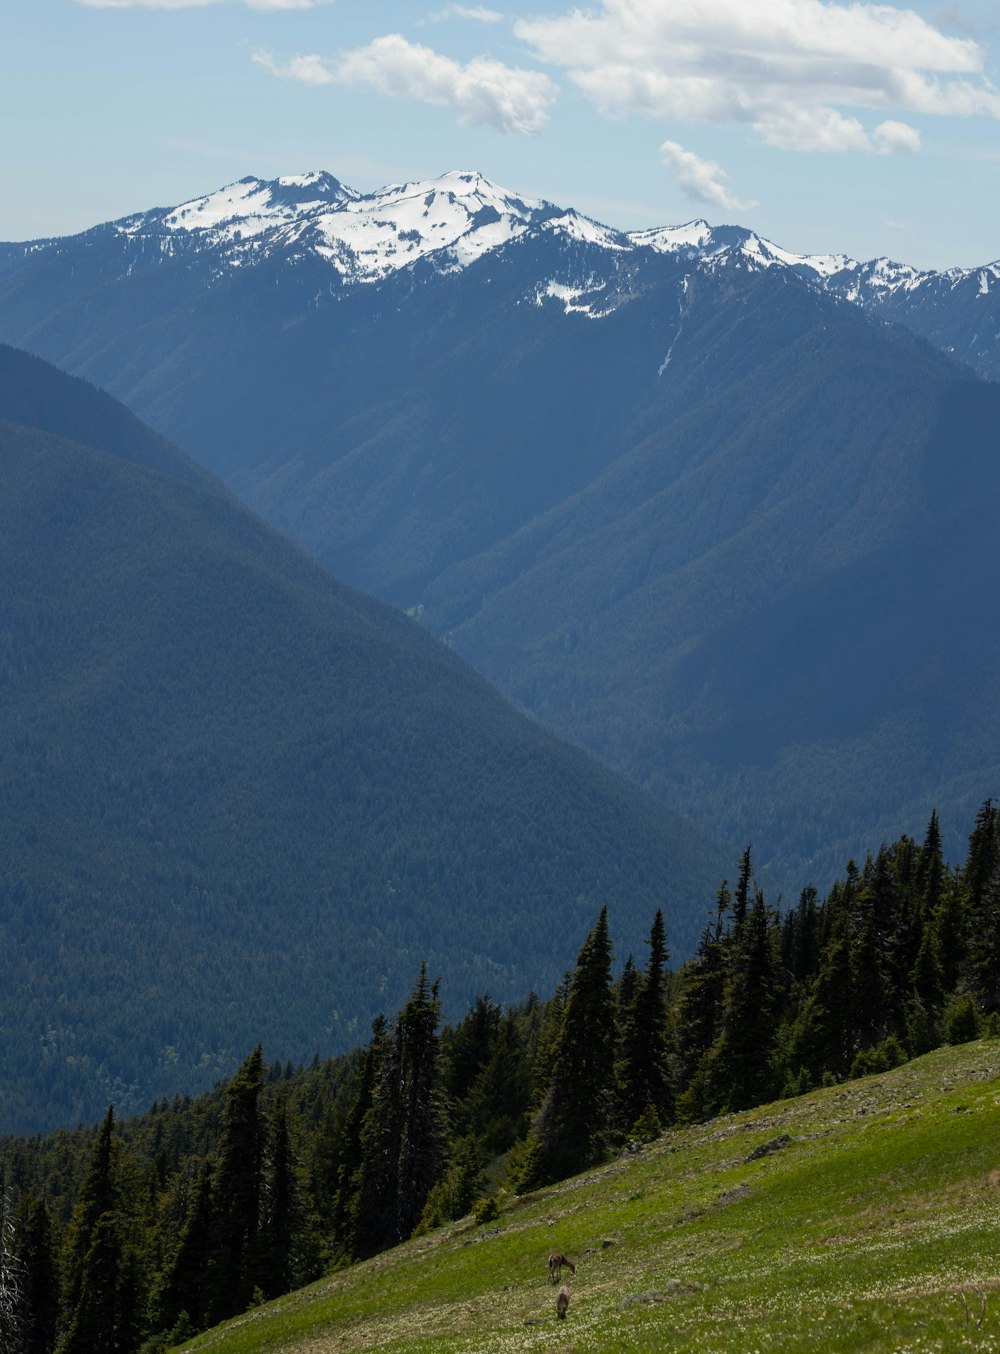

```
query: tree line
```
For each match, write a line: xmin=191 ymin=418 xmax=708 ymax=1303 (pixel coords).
xmin=1 ymin=801 xmax=998 ymax=1351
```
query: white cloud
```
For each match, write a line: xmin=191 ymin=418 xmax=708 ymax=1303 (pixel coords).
xmin=659 ymin=140 xmax=755 ymax=212
xmin=515 ymin=0 xmax=1000 ymax=152
xmin=873 ymin=119 xmax=921 ymax=153
xmin=253 ymin=50 xmax=334 ymax=85
xmin=427 ymin=4 xmax=504 ymax=22
xmin=256 ymin=33 xmax=557 ymax=134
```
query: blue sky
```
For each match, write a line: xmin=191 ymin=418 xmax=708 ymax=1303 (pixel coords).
xmin=3 ymin=0 xmax=999 ymax=268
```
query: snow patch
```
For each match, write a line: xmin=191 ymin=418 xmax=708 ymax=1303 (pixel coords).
xmin=535 ymin=278 xmax=612 ymax=318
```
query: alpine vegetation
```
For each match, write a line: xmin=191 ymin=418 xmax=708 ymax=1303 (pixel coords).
xmin=1 ymin=800 xmax=997 ymax=1351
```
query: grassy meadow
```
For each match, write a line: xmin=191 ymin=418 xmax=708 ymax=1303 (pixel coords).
xmin=176 ymin=1040 xmax=1000 ymax=1353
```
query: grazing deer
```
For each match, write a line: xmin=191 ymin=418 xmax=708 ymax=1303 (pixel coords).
xmin=548 ymin=1251 xmax=575 ymax=1283
xmin=556 ymin=1285 xmax=571 ymax=1319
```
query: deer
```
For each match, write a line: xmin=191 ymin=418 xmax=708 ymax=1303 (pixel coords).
xmin=548 ymin=1251 xmax=575 ymax=1284
xmin=556 ymin=1285 xmax=571 ymax=1319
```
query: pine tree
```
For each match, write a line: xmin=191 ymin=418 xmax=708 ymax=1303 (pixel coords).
xmin=532 ymin=908 xmax=616 ymax=1184
xmin=321 ymin=1016 xmax=388 ymax=1259
xmin=461 ymin=1012 xmax=532 ymax=1155
xmin=787 ymin=922 xmax=854 ymax=1082
xmin=60 ymin=1106 xmax=116 ymax=1333
xmin=390 ymin=967 xmax=446 ymax=1246
xmin=353 ymin=968 xmax=446 ymax=1257
xmin=732 ymin=847 xmax=753 ymax=932
xmin=155 ymin=1159 xmax=214 ymax=1335
xmin=617 ymin=910 xmax=673 ymax=1134
xmin=850 ymin=864 xmax=894 ymax=1051
xmin=205 ymin=1046 xmax=265 ymax=1324
xmin=910 ymin=916 xmax=945 ymax=1013
xmin=963 ymin=802 xmax=1000 ymax=1010
xmin=782 ymin=886 xmax=820 ymax=992
xmin=18 ymin=1194 xmax=58 ymax=1354
xmin=57 ymin=1215 xmax=122 ymax=1354
xmin=703 ymin=889 xmax=781 ymax=1111
xmin=260 ymin=1097 xmax=317 ymax=1299
xmin=674 ymin=882 xmax=730 ymax=1120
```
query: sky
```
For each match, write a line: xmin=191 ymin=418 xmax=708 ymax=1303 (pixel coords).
xmin=3 ymin=0 xmax=999 ymax=269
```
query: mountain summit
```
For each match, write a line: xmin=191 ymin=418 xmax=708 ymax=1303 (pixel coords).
xmin=36 ymin=167 xmax=991 ymax=372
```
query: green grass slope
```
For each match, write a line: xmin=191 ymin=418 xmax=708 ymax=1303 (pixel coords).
xmin=178 ymin=1040 xmax=1000 ymax=1354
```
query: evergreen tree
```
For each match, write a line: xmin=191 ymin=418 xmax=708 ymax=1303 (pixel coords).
xmin=782 ymin=886 xmax=820 ymax=992
xmin=57 ymin=1215 xmax=122 ymax=1354
xmin=964 ymin=800 xmax=999 ymax=911
xmin=532 ymin=909 xmax=616 ymax=1184
xmin=205 ymin=1047 xmax=265 ymax=1324
xmin=461 ymin=1012 xmax=532 ymax=1155
xmin=353 ymin=968 xmax=446 ymax=1257
xmin=917 ymin=811 xmax=946 ymax=922
xmin=618 ymin=910 xmax=673 ymax=1133
xmin=442 ymin=997 xmax=502 ymax=1121
xmin=963 ymin=802 xmax=1000 ymax=1010
xmin=260 ymin=1097 xmax=317 ymax=1299
xmin=787 ymin=922 xmax=854 ymax=1082
xmin=967 ymin=862 xmax=1000 ymax=1012
xmin=851 ymin=869 xmax=892 ymax=1050
xmin=155 ymin=1160 xmax=214 ymax=1335
xmin=60 ymin=1106 xmax=116 ymax=1332
xmin=703 ymin=889 xmax=781 ymax=1111
xmin=324 ymin=1016 xmax=388 ymax=1260
xmin=910 ymin=918 xmax=945 ymax=1013
xmin=17 ymin=1195 xmax=58 ymax=1354
xmin=732 ymin=847 xmax=753 ymax=932
xmin=674 ymin=882 xmax=730 ymax=1120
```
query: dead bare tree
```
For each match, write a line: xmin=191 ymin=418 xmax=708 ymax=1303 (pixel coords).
xmin=0 ymin=1166 xmax=23 ymax=1354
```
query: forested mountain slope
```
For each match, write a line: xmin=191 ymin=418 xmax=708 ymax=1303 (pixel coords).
xmin=0 ymin=345 xmax=726 ymax=1134
xmin=2 ymin=176 xmax=1000 ymax=883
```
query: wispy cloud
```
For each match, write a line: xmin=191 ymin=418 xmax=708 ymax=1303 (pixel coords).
xmin=515 ymin=0 xmax=1000 ymax=153
xmin=659 ymin=140 xmax=755 ymax=212
xmin=255 ymin=34 xmax=556 ymax=134
xmin=426 ymin=4 xmax=503 ymax=22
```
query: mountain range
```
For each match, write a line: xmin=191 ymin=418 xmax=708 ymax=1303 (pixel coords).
xmin=1 ymin=170 xmax=998 ymax=884
xmin=0 ymin=342 xmax=725 ymax=1134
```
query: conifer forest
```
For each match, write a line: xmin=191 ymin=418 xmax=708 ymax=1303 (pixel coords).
xmin=1 ymin=801 xmax=997 ymax=1353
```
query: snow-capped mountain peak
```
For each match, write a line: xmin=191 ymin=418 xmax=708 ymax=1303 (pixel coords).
xmin=147 ymin=172 xmax=357 ymax=241
xmin=98 ymin=167 xmax=999 ymax=323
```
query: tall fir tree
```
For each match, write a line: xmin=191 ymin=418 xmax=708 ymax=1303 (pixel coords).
xmin=205 ymin=1046 xmax=265 ymax=1325
xmin=963 ymin=801 xmax=1000 ymax=1010
xmin=703 ymin=889 xmax=781 ymax=1112
xmin=259 ymin=1097 xmax=317 ymax=1299
xmin=155 ymin=1159 xmax=214 ymax=1336
xmin=617 ymin=910 xmax=673 ymax=1133
xmin=531 ymin=908 xmax=616 ymax=1184
xmin=674 ymin=882 xmax=730 ymax=1121
xmin=353 ymin=968 xmax=446 ymax=1257
xmin=59 ymin=1106 xmax=116 ymax=1334
xmin=56 ymin=1106 xmax=142 ymax=1354
xmin=17 ymin=1194 xmax=58 ymax=1354
xmin=323 ymin=1016 xmax=388 ymax=1260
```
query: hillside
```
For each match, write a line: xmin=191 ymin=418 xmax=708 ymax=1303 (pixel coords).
xmin=173 ymin=1039 xmax=1000 ymax=1354
xmin=0 ymin=346 xmax=727 ymax=1134
xmin=2 ymin=177 xmax=1000 ymax=883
